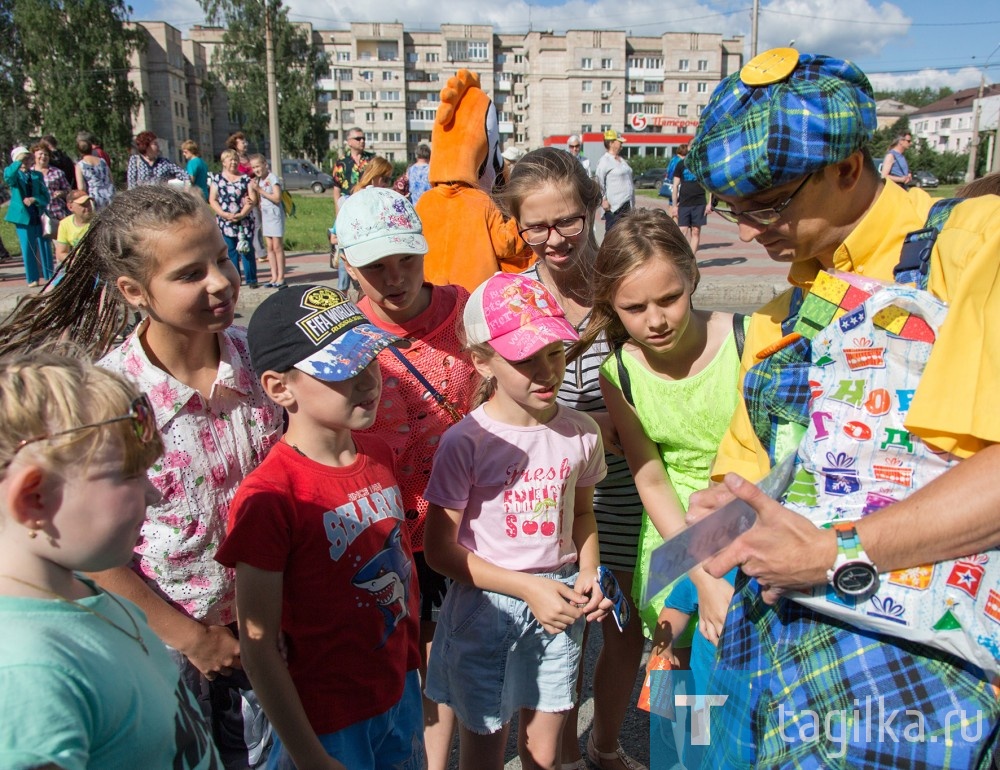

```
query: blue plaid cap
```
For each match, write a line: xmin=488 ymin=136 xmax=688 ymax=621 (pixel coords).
xmin=688 ymin=49 xmax=876 ymax=198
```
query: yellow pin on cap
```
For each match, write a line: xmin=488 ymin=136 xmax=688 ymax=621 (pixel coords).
xmin=740 ymin=47 xmax=800 ymax=87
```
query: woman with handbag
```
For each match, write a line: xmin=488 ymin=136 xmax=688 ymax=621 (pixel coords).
xmin=3 ymin=146 xmax=51 ymax=287
xmin=32 ymin=143 xmax=70 ymax=255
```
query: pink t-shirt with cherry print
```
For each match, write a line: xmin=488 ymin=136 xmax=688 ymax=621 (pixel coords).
xmin=423 ymin=404 xmax=606 ymax=573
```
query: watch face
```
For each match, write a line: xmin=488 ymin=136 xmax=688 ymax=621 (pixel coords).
xmin=834 ymin=562 xmax=879 ymax=597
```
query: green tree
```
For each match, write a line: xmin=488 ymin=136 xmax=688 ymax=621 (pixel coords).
xmin=200 ymin=0 xmax=330 ymax=160
xmin=12 ymin=0 xmax=144 ymax=167
xmin=0 ymin=0 xmax=34 ymax=154
xmin=873 ymin=86 xmax=954 ymax=109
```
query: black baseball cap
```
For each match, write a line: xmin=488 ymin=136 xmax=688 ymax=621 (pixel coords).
xmin=247 ymin=285 xmax=403 ymax=381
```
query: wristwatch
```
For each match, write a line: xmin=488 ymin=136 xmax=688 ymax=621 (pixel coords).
xmin=827 ymin=521 xmax=880 ymax=598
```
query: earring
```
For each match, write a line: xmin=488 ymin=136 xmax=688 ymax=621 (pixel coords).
xmin=27 ymin=529 xmax=37 ymax=539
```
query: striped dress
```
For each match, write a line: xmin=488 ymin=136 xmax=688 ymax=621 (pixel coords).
xmin=523 ymin=266 xmax=642 ymax=571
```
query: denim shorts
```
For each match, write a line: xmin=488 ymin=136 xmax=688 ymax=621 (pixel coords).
xmin=424 ymin=565 xmax=584 ymax=734
xmin=267 ymin=670 xmax=424 ymax=770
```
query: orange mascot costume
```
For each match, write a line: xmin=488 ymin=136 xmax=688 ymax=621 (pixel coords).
xmin=416 ymin=69 xmax=534 ymax=291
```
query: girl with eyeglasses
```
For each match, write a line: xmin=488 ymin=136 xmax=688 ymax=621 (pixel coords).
xmin=497 ymin=146 xmax=648 ymax=770
xmin=0 ymin=349 xmax=223 ymax=767
xmin=0 ymin=185 xmax=283 ymax=766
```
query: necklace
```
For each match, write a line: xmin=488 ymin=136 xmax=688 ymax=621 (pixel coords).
xmin=0 ymin=574 xmax=149 ymax=655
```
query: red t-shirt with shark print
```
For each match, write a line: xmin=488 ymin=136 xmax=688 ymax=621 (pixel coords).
xmin=217 ymin=435 xmax=420 ymax=734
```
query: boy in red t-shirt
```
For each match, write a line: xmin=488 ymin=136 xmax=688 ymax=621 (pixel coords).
xmin=216 ymin=285 xmax=423 ymax=770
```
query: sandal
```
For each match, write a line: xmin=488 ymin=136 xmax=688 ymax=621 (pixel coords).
xmin=586 ymin=734 xmax=647 ymax=770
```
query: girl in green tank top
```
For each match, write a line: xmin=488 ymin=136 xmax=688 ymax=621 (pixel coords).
xmin=570 ymin=207 xmax=743 ymax=655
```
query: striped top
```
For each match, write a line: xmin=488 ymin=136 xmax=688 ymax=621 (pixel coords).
xmin=523 ymin=266 xmax=643 ymax=571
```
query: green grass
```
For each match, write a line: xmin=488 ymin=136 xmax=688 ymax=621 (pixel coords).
xmin=0 ymin=191 xmax=336 ymax=258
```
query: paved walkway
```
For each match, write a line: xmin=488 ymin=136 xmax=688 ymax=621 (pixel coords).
xmin=0 ymin=197 xmax=790 ymax=320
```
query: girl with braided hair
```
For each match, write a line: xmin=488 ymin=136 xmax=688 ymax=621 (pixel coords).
xmin=0 ymin=185 xmax=283 ymax=767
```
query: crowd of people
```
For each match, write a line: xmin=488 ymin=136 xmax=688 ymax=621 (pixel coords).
xmin=2 ymin=47 xmax=1000 ymax=770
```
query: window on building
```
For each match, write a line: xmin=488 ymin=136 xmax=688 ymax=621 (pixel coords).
xmin=425 ymin=52 xmax=439 ymax=63
xmin=677 ymin=104 xmax=688 ymax=116
xmin=382 ymin=71 xmax=394 ymax=81
xmin=581 ymin=57 xmax=593 ymax=70
xmin=407 ymin=52 xmax=418 ymax=63
xmin=318 ymin=92 xmax=333 ymax=103
xmin=601 ymin=58 xmax=613 ymax=69
xmin=336 ymin=51 xmax=351 ymax=61
xmin=582 ymin=103 xmax=593 ymax=114
xmin=382 ymin=132 xmax=401 ymax=142
xmin=340 ymin=91 xmax=353 ymax=101
xmin=514 ymin=54 xmax=525 ymax=64
xmin=426 ymin=92 xmax=440 ymax=103
xmin=380 ymin=91 xmax=401 ymax=101
xmin=365 ymin=111 xmax=376 ymax=122
xmin=337 ymin=68 xmax=352 ymax=81
xmin=383 ymin=111 xmax=393 ymax=121
xmin=644 ymin=81 xmax=663 ymax=94
xmin=582 ymin=80 xmax=593 ymax=92
xmin=360 ymin=70 xmax=374 ymax=82
xmin=582 ymin=124 xmax=592 ymax=132
xmin=697 ymin=82 xmax=707 ymax=93
xmin=601 ymin=80 xmax=613 ymax=93
xmin=377 ymin=44 xmax=398 ymax=61
xmin=940 ymin=118 xmax=951 ymax=129
xmin=359 ymin=90 xmax=375 ymax=101
xmin=678 ymin=82 xmax=688 ymax=93
xmin=341 ymin=109 xmax=354 ymax=122
xmin=601 ymin=103 xmax=612 ymax=114
xmin=697 ymin=59 xmax=708 ymax=71
xmin=678 ymin=59 xmax=689 ymax=71
xmin=600 ymin=124 xmax=612 ymax=132
xmin=446 ymin=40 xmax=488 ymax=62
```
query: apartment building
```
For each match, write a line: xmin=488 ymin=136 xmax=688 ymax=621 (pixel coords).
xmin=129 ymin=20 xmax=742 ymax=163
xmin=910 ymin=85 xmax=1000 ymax=156
xmin=129 ymin=21 xmax=222 ymax=163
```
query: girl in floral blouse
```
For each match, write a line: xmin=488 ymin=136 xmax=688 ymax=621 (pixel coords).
xmin=0 ymin=185 xmax=283 ymax=767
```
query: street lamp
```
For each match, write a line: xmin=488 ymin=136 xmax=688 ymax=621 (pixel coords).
xmin=965 ymin=42 xmax=1000 ymax=183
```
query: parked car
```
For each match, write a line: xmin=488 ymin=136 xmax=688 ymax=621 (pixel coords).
xmin=281 ymin=159 xmax=335 ymax=194
xmin=912 ymin=170 xmax=939 ymax=189
xmin=634 ymin=167 xmax=668 ymax=189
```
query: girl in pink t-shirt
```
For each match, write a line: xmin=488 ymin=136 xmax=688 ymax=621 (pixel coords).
xmin=423 ymin=272 xmax=612 ymax=770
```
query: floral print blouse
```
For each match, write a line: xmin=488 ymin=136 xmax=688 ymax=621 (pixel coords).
xmin=99 ymin=322 xmax=283 ymax=624
xmin=210 ymin=172 xmax=256 ymax=241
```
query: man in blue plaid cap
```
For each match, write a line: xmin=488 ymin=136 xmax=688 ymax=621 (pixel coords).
xmin=683 ymin=48 xmax=1000 ymax=767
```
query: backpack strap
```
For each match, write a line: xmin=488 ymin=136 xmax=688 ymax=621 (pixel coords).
xmin=893 ymin=198 xmax=962 ymax=290
xmin=732 ymin=313 xmax=748 ymax=360
xmin=614 ymin=346 xmax=634 ymax=408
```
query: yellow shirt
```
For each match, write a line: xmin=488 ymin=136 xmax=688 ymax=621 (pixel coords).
xmin=56 ymin=215 xmax=90 ymax=248
xmin=713 ymin=182 xmax=1000 ymax=481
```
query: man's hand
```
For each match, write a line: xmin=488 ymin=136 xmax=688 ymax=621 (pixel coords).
xmin=700 ymin=473 xmax=837 ymax=604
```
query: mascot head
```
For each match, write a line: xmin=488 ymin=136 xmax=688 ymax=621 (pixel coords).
xmin=428 ymin=69 xmax=503 ymax=191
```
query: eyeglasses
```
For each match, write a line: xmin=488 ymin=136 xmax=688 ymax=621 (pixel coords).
xmin=568 ymin=144 xmax=582 ymax=149
xmin=348 ymin=136 xmax=366 ymax=142
xmin=713 ymin=173 xmax=813 ymax=227
xmin=518 ymin=215 xmax=587 ymax=246
xmin=9 ymin=395 xmax=157 ymax=461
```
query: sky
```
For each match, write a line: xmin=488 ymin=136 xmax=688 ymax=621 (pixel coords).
xmin=130 ymin=0 xmax=1000 ymax=93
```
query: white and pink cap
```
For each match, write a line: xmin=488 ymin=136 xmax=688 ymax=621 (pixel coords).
xmin=464 ymin=272 xmax=579 ymax=361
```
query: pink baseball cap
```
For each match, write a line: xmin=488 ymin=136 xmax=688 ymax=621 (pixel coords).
xmin=464 ymin=273 xmax=579 ymax=361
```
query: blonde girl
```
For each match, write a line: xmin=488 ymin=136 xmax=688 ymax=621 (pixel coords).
xmin=352 ymin=156 xmax=394 ymax=193
xmin=249 ymin=154 xmax=288 ymax=289
xmin=423 ymin=272 xmax=612 ymax=770
xmin=497 ymin=146 xmax=646 ymax=770
xmin=573 ymin=206 xmax=741 ymax=670
xmin=0 ymin=185 xmax=283 ymax=765
xmin=0 ymin=349 xmax=222 ymax=766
